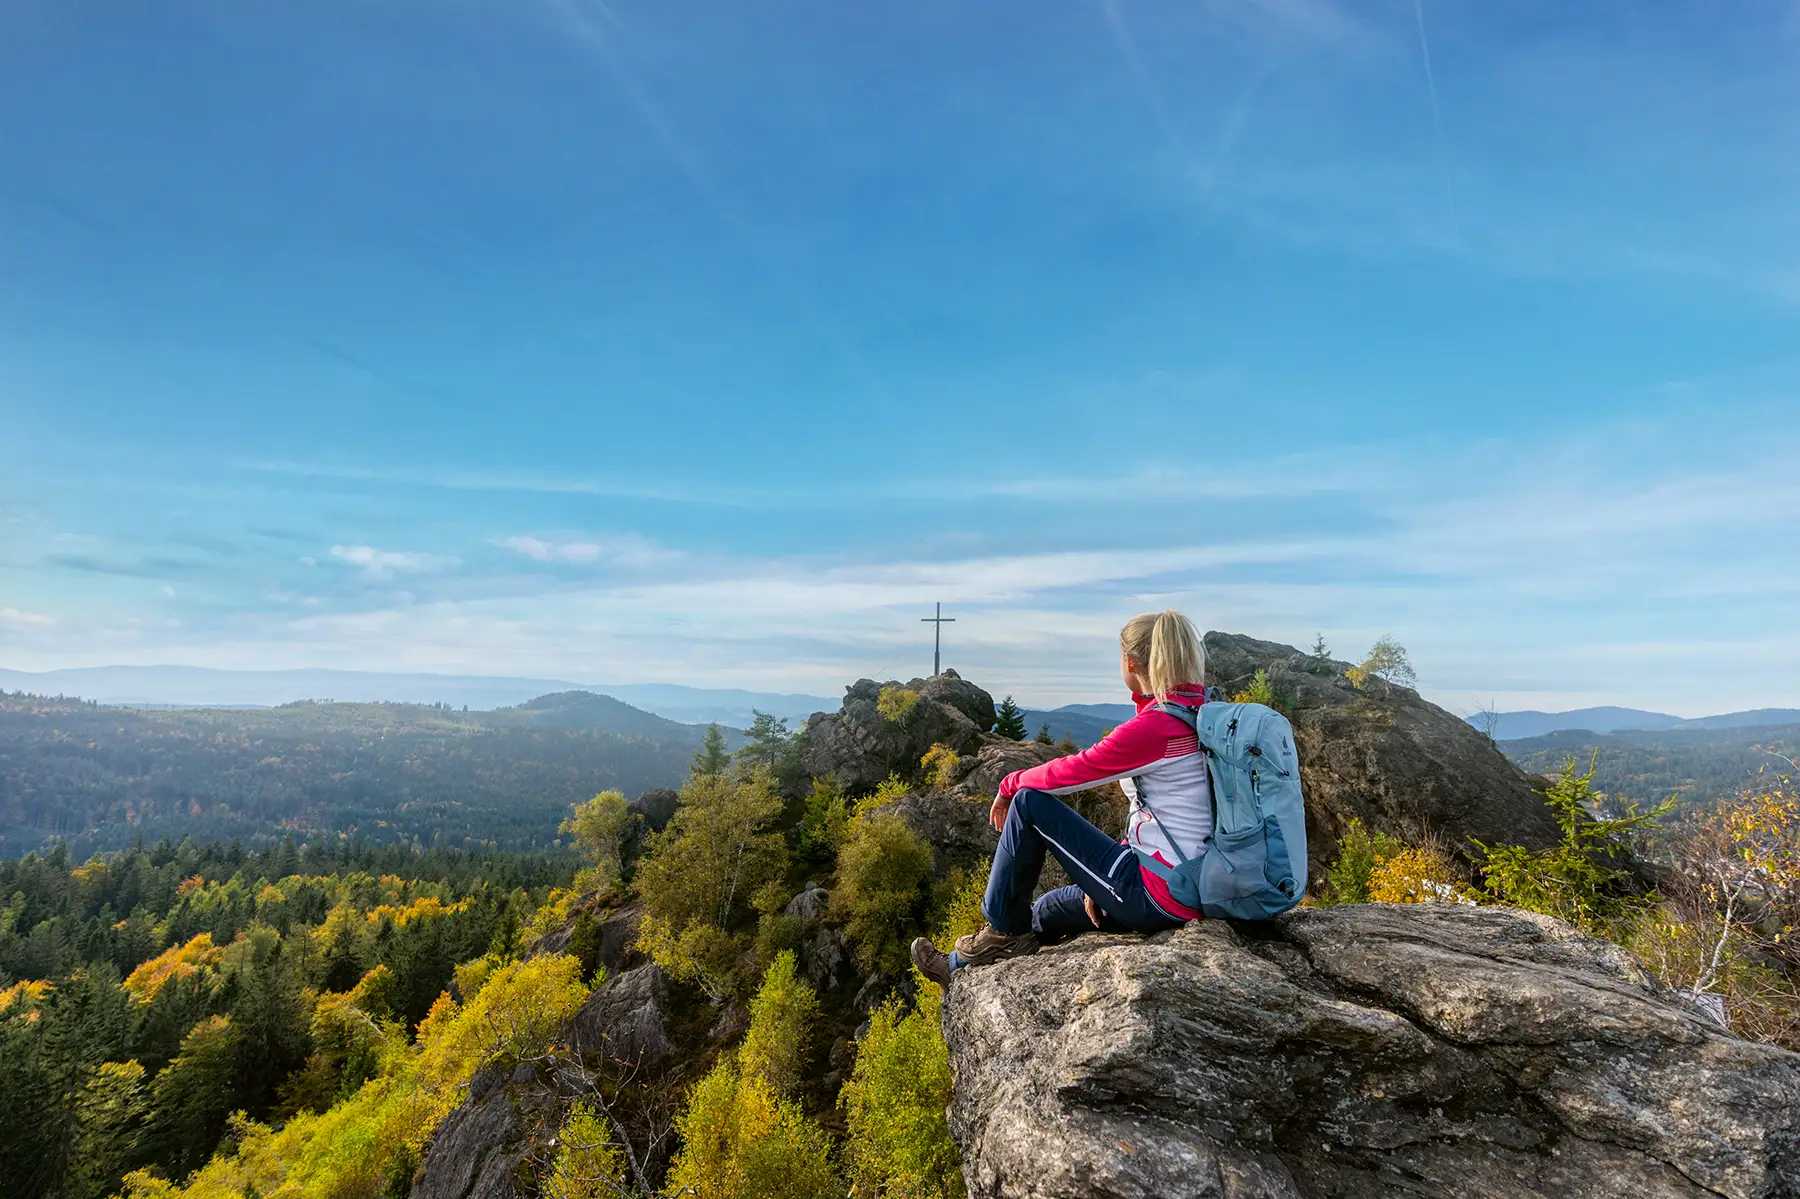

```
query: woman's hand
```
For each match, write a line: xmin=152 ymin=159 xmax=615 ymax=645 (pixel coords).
xmin=1084 ymin=894 xmax=1102 ymax=927
xmin=989 ymin=791 xmax=1010 ymax=831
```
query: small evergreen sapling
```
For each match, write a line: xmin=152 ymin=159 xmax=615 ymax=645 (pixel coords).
xmin=1472 ymin=753 xmax=1670 ymax=934
xmin=691 ymin=724 xmax=733 ymax=778
xmin=994 ymin=695 xmax=1027 ymax=740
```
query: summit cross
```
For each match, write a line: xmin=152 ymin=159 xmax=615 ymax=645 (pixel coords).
xmin=922 ymin=602 xmax=955 ymax=676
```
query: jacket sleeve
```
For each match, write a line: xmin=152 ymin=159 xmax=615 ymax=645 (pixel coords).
xmin=998 ymin=713 xmax=1171 ymax=800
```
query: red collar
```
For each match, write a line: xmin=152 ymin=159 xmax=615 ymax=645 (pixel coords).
xmin=1132 ymin=685 xmax=1206 ymax=712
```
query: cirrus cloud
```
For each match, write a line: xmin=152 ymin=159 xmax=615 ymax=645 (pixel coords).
xmin=495 ymin=533 xmax=678 ymax=569
xmin=328 ymin=544 xmax=457 ymax=580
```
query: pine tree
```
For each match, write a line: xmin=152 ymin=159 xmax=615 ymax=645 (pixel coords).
xmin=1035 ymin=723 xmax=1054 ymax=746
xmin=692 ymin=725 xmax=732 ymax=778
xmin=734 ymin=711 xmax=792 ymax=768
xmin=1311 ymin=633 xmax=1329 ymax=660
xmin=994 ymin=696 xmax=1026 ymax=741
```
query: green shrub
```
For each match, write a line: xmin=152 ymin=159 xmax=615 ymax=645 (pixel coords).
xmin=920 ymin=743 xmax=961 ymax=789
xmin=739 ymin=951 xmax=817 ymax=1097
xmin=833 ymin=814 xmax=937 ymax=974
xmin=666 ymin=1059 xmax=839 ymax=1199
xmin=1230 ymin=668 xmax=1275 ymax=706
xmin=838 ymin=872 xmax=977 ymax=1199
xmin=559 ymin=791 xmax=633 ymax=895
xmin=853 ymin=773 xmax=913 ymax=819
xmin=840 ymin=990 xmax=962 ymax=1199
xmin=1319 ymin=819 xmax=1406 ymax=906
xmin=751 ymin=912 xmax=804 ymax=974
xmin=1366 ymin=845 xmax=1476 ymax=904
xmin=799 ymin=778 xmax=849 ymax=859
xmin=633 ymin=769 xmax=788 ymax=998
xmin=540 ymin=1099 xmax=624 ymax=1199
xmin=877 ymin=686 xmax=921 ymax=724
xmin=937 ymin=869 xmax=987 ymax=944
xmin=1471 ymin=754 xmax=1668 ymax=934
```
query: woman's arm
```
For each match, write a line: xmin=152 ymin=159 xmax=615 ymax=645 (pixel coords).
xmin=997 ymin=713 xmax=1173 ymax=801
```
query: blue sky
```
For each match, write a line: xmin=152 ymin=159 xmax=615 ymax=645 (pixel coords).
xmin=2 ymin=0 xmax=1797 ymax=714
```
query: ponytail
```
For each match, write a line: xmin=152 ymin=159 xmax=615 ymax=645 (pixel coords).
xmin=1120 ymin=610 xmax=1206 ymax=700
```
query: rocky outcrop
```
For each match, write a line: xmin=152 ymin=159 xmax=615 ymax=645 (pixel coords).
xmin=1204 ymin=633 xmax=1563 ymax=881
xmin=572 ymin=962 xmax=673 ymax=1067
xmin=942 ymin=903 xmax=1800 ymax=1199
xmin=784 ymin=883 xmax=855 ymax=993
xmin=411 ymin=1063 xmax=543 ymax=1199
xmin=954 ymin=738 xmax=1063 ymax=800
xmin=628 ymin=786 xmax=680 ymax=832
xmin=800 ymin=669 xmax=996 ymax=794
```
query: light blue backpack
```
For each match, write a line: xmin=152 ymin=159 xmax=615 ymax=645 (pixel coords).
xmin=1135 ymin=701 xmax=1308 ymax=920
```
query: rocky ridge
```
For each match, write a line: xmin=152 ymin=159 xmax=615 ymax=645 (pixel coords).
xmin=1202 ymin=633 xmax=1564 ymax=883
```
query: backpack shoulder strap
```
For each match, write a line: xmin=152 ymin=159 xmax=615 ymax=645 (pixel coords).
xmin=1152 ymin=700 xmax=1197 ymax=728
xmin=1137 ymin=699 xmax=1204 ymax=864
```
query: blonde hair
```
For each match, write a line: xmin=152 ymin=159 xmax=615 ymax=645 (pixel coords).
xmin=1120 ymin=610 xmax=1206 ymax=700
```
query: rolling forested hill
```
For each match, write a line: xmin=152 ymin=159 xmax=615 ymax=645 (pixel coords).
xmin=0 ymin=692 xmax=732 ymax=858
xmin=1499 ymin=722 xmax=1799 ymax=810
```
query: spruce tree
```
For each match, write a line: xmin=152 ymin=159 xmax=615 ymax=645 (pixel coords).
xmin=1035 ymin=723 xmax=1054 ymax=745
xmin=691 ymin=724 xmax=732 ymax=777
xmin=994 ymin=696 xmax=1027 ymax=740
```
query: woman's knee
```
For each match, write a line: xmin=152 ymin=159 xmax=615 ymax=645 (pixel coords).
xmin=1011 ymin=787 xmax=1056 ymax=822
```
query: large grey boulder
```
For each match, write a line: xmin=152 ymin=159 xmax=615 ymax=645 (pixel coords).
xmin=571 ymin=962 xmax=673 ymax=1068
xmin=411 ymin=1064 xmax=542 ymax=1199
xmin=943 ymin=903 xmax=1800 ymax=1199
xmin=1204 ymin=633 xmax=1562 ymax=882
xmin=955 ymin=738 xmax=1063 ymax=799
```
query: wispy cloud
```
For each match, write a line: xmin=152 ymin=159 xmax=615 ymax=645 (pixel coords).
xmin=1409 ymin=0 xmax=1461 ymax=243
xmin=329 ymin=545 xmax=458 ymax=580
xmin=495 ymin=534 xmax=677 ymax=568
xmin=236 ymin=423 xmax=1795 ymax=709
xmin=243 ymin=459 xmax=739 ymax=506
xmin=0 ymin=607 xmax=57 ymax=629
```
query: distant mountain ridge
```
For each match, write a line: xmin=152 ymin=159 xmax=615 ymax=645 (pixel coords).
xmin=1016 ymin=702 xmax=1136 ymax=748
xmin=0 ymin=689 xmax=722 ymax=858
xmin=1471 ymin=706 xmax=1800 ymax=741
xmin=1499 ymin=721 xmax=1800 ymax=809
xmin=0 ymin=665 xmax=834 ymax=728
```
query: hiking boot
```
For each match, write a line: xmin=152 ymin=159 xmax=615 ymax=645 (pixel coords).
xmin=911 ymin=937 xmax=953 ymax=989
xmin=951 ymin=924 xmax=1040 ymax=967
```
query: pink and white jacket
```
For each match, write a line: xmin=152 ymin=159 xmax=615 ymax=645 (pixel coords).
xmin=998 ymin=686 xmax=1210 ymax=920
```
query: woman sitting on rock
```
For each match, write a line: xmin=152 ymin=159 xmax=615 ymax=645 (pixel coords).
xmin=912 ymin=609 xmax=1211 ymax=986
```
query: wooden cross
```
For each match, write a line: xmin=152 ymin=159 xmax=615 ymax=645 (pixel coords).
xmin=922 ymin=602 xmax=955 ymax=676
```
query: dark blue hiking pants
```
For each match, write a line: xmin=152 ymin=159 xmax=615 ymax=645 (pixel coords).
xmin=982 ymin=788 xmax=1188 ymax=944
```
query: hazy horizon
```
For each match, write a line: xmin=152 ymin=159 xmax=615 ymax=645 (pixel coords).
xmin=0 ymin=659 xmax=1790 ymax=724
